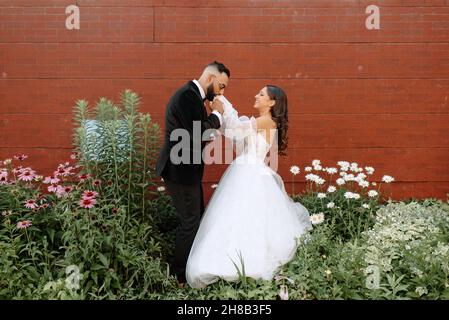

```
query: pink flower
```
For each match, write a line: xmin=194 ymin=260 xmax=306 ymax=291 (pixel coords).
xmin=39 ymin=203 xmax=49 ymax=210
xmin=79 ymin=197 xmax=97 ymax=209
xmin=55 ymin=185 xmax=66 ymax=198
xmin=78 ymin=174 xmax=91 ymax=182
xmin=24 ymin=199 xmax=38 ymax=209
xmin=70 ymin=153 xmax=78 ymax=160
xmin=0 ymin=176 xmax=8 ymax=184
xmin=54 ymin=168 xmax=65 ymax=176
xmin=112 ymin=208 xmax=118 ymax=215
xmin=18 ymin=167 xmax=36 ymax=182
xmin=53 ymin=162 xmax=74 ymax=178
xmin=54 ymin=167 xmax=73 ymax=177
xmin=56 ymin=185 xmax=74 ymax=198
xmin=43 ymin=175 xmax=60 ymax=184
xmin=93 ymin=179 xmax=101 ymax=186
xmin=0 ymin=170 xmax=8 ymax=184
xmin=14 ymin=154 xmax=28 ymax=161
xmin=12 ymin=166 xmax=23 ymax=174
xmin=82 ymin=190 xmax=98 ymax=199
xmin=48 ymin=184 xmax=59 ymax=193
xmin=17 ymin=220 xmax=32 ymax=229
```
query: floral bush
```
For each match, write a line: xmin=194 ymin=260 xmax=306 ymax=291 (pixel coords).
xmin=0 ymin=90 xmax=178 ymax=299
xmin=290 ymin=160 xmax=395 ymax=241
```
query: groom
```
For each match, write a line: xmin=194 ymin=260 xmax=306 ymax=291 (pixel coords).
xmin=156 ymin=61 xmax=230 ymax=285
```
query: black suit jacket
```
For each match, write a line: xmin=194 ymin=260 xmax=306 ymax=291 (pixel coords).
xmin=156 ymin=81 xmax=221 ymax=185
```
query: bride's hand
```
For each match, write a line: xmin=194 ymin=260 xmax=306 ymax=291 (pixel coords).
xmin=211 ymin=97 xmax=224 ymax=114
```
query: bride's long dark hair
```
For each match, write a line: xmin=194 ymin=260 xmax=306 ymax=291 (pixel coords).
xmin=266 ymin=85 xmax=288 ymax=155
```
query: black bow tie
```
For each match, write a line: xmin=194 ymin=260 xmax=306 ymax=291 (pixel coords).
xmin=202 ymin=97 xmax=207 ymax=102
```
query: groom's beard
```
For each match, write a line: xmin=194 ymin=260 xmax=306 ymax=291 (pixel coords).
xmin=205 ymin=83 xmax=216 ymax=101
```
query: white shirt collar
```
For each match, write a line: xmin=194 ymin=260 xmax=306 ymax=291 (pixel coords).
xmin=192 ymin=79 xmax=206 ymax=100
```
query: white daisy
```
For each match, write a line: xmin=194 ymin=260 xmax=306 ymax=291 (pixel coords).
xmin=337 ymin=161 xmax=350 ymax=168
xmin=344 ymin=192 xmax=360 ymax=199
xmin=368 ymin=190 xmax=378 ymax=197
xmin=382 ymin=175 xmax=395 ymax=183
xmin=290 ymin=166 xmax=300 ymax=175
xmin=359 ymin=180 xmax=369 ymax=188
xmin=325 ymin=167 xmax=338 ymax=175
xmin=310 ymin=212 xmax=325 ymax=225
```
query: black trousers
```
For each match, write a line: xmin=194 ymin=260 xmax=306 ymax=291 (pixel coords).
xmin=164 ymin=179 xmax=205 ymax=283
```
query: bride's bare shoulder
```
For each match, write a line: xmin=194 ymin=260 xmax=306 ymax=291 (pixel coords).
xmin=255 ymin=116 xmax=276 ymax=131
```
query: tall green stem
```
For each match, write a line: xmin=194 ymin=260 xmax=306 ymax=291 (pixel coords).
xmin=142 ymin=121 xmax=148 ymax=219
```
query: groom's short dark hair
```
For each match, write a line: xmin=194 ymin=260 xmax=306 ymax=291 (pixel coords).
xmin=207 ymin=61 xmax=230 ymax=78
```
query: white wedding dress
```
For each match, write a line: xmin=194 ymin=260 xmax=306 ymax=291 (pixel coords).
xmin=186 ymin=96 xmax=312 ymax=289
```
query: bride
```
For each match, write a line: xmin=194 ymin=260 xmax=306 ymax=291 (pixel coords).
xmin=186 ymin=85 xmax=312 ymax=289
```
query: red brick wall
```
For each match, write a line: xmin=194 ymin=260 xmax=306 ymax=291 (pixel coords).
xmin=1 ymin=0 xmax=448 ymax=201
